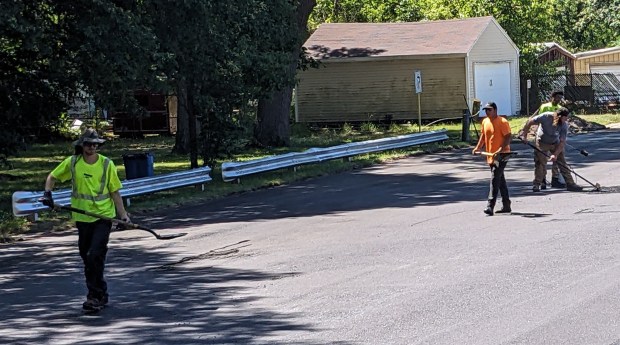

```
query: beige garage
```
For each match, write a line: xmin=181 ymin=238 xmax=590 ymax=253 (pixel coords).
xmin=295 ymin=16 xmax=520 ymax=123
xmin=574 ymin=46 xmax=620 ymax=78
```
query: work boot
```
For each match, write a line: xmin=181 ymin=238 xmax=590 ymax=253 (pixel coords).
xmin=82 ymin=297 xmax=102 ymax=311
xmin=551 ymin=177 xmax=566 ymax=188
xmin=532 ymin=185 xmax=541 ymax=192
xmin=541 ymin=179 xmax=547 ymax=190
xmin=483 ymin=200 xmax=495 ymax=216
xmin=496 ymin=200 xmax=512 ymax=213
xmin=99 ymin=294 xmax=109 ymax=306
xmin=566 ymin=183 xmax=583 ymax=192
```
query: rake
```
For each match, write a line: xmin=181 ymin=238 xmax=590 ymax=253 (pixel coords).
xmin=53 ymin=203 xmax=187 ymax=240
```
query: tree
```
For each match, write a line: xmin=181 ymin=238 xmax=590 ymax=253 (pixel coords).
xmin=145 ymin=0 xmax=299 ymax=167
xmin=0 ymin=0 xmax=153 ymax=165
xmin=0 ymin=1 xmax=74 ymax=164
xmin=551 ymin=0 xmax=620 ymax=51
xmin=254 ymin=0 xmax=317 ymax=147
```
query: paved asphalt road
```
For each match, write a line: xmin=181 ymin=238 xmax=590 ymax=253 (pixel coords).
xmin=1 ymin=129 xmax=619 ymax=345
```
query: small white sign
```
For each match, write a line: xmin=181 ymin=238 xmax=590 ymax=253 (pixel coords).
xmin=414 ymin=70 xmax=422 ymax=94
xmin=527 ymin=79 xmax=531 ymax=89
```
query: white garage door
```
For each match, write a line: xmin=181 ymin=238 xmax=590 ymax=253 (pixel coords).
xmin=591 ymin=65 xmax=620 ymax=93
xmin=474 ymin=62 xmax=512 ymax=116
xmin=590 ymin=65 xmax=620 ymax=78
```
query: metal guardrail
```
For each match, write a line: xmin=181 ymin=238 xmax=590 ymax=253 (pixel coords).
xmin=222 ymin=130 xmax=448 ymax=182
xmin=12 ymin=166 xmax=212 ymax=216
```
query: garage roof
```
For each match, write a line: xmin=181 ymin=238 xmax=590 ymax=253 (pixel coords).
xmin=304 ymin=16 xmax=498 ymax=60
xmin=575 ymin=46 xmax=620 ymax=59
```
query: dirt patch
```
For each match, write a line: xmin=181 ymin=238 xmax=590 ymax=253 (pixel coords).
xmin=523 ymin=115 xmax=607 ymax=137
xmin=568 ymin=116 xmax=607 ymax=132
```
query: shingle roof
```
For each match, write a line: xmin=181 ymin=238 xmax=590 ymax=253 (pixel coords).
xmin=575 ymin=46 xmax=620 ymax=59
xmin=538 ymin=42 xmax=576 ymax=59
xmin=304 ymin=16 xmax=496 ymax=60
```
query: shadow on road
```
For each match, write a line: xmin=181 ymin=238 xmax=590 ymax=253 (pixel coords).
xmin=0 ymin=238 xmax=349 ymax=344
xmin=147 ymin=132 xmax=620 ymax=230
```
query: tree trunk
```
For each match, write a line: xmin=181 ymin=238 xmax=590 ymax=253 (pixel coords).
xmin=187 ymin=85 xmax=198 ymax=169
xmin=173 ymin=80 xmax=190 ymax=154
xmin=255 ymin=0 xmax=316 ymax=147
xmin=255 ymin=79 xmax=294 ymax=146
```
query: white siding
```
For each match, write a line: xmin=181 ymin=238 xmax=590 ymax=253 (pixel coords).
xmin=467 ymin=19 xmax=520 ymax=115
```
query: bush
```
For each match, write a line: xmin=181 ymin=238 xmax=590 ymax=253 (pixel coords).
xmin=341 ymin=122 xmax=353 ymax=136
xmin=360 ymin=121 xmax=378 ymax=134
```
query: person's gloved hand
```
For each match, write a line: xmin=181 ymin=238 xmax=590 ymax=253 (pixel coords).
xmin=40 ymin=191 xmax=54 ymax=208
xmin=115 ymin=214 xmax=132 ymax=231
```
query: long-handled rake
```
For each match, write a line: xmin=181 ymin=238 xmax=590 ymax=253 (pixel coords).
xmin=473 ymin=151 xmax=519 ymax=167
xmin=524 ymin=142 xmax=601 ymax=191
xmin=565 ymin=142 xmax=589 ymax=157
xmin=53 ymin=203 xmax=187 ymax=240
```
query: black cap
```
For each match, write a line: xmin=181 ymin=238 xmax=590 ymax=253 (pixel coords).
xmin=556 ymin=107 xmax=570 ymax=117
xmin=482 ymin=102 xmax=497 ymax=110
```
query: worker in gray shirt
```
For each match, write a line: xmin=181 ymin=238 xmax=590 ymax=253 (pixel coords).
xmin=520 ymin=107 xmax=583 ymax=192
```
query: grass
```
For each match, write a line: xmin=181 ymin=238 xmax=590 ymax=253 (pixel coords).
xmin=1 ymin=113 xmax=617 ymax=240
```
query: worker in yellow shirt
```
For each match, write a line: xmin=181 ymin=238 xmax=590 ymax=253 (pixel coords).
xmin=41 ymin=128 xmax=130 ymax=312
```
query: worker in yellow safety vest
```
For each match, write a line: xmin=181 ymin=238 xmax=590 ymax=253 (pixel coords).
xmin=42 ymin=128 xmax=130 ymax=312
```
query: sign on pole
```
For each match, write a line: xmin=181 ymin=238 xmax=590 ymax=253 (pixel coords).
xmin=526 ymin=79 xmax=531 ymax=116
xmin=414 ymin=70 xmax=422 ymax=132
xmin=414 ymin=70 xmax=422 ymax=94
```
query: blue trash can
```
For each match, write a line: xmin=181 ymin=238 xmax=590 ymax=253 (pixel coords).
xmin=122 ymin=153 xmax=154 ymax=180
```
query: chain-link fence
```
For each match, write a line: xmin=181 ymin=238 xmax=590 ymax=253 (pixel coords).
xmin=520 ymin=73 xmax=620 ymax=115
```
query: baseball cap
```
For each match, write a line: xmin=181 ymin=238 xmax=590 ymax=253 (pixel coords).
xmin=482 ymin=102 xmax=497 ymax=110
xmin=551 ymin=90 xmax=564 ymax=97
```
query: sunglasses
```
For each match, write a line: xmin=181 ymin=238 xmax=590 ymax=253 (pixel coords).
xmin=83 ymin=142 xmax=99 ymax=147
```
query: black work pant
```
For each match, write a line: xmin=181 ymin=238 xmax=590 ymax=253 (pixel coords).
xmin=76 ymin=219 xmax=111 ymax=300
xmin=488 ymin=160 xmax=510 ymax=205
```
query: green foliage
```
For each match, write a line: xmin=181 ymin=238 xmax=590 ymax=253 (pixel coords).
xmin=144 ymin=0 xmax=299 ymax=166
xmin=310 ymin=0 xmax=424 ymax=29
xmin=550 ymin=0 xmax=620 ymax=51
xmin=519 ymin=44 xmax=564 ymax=77
xmin=360 ymin=121 xmax=379 ymax=134
xmin=341 ymin=122 xmax=354 ymax=136
xmin=388 ymin=122 xmax=409 ymax=135
xmin=48 ymin=113 xmax=81 ymax=140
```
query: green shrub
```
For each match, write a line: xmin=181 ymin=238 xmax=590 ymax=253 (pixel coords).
xmin=341 ymin=122 xmax=354 ymax=136
xmin=49 ymin=112 xmax=81 ymax=140
xmin=360 ymin=121 xmax=378 ymax=134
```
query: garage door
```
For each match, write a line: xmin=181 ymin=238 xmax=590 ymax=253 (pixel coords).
xmin=474 ymin=62 xmax=512 ymax=116
xmin=590 ymin=65 xmax=620 ymax=78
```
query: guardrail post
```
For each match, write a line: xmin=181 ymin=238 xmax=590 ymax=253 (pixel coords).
xmin=461 ymin=109 xmax=470 ymax=142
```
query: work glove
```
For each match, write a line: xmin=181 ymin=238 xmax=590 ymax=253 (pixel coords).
xmin=115 ymin=214 xmax=132 ymax=231
xmin=40 ymin=191 xmax=54 ymax=208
